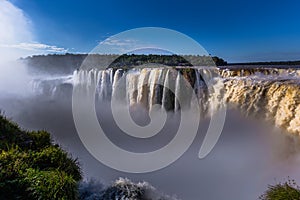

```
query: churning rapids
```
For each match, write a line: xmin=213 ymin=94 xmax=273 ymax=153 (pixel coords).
xmin=31 ymin=66 xmax=300 ymax=136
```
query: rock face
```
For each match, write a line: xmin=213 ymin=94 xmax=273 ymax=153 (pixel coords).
xmin=31 ymin=66 xmax=300 ymax=135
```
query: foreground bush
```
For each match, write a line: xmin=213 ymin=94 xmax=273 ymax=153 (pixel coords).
xmin=260 ymin=179 xmax=300 ymax=200
xmin=0 ymin=114 xmax=81 ymax=199
xmin=25 ymin=168 xmax=78 ymax=200
xmin=32 ymin=146 xmax=81 ymax=181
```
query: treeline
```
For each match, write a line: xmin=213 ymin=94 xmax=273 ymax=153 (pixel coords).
xmin=22 ymin=53 xmax=227 ymax=75
xmin=23 ymin=53 xmax=88 ymax=75
xmin=22 ymin=53 xmax=300 ymax=75
xmin=109 ymin=54 xmax=227 ymax=68
xmin=229 ymin=60 xmax=300 ymax=66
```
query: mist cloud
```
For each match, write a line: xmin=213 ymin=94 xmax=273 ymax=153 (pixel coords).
xmin=0 ymin=0 xmax=68 ymax=95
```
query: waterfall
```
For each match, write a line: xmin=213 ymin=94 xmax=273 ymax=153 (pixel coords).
xmin=174 ymin=71 xmax=181 ymax=112
xmin=137 ymin=69 xmax=150 ymax=108
xmin=126 ymin=71 xmax=139 ymax=106
xmin=99 ymin=70 xmax=109 ymax=100
xmin=223 ymin=77 xmax=300 ymax=135
xmin=112 ymin=69 xmax=125 ymax=102
xmin=148 ymin=69 xmax=161 ymax=110
xmin=31 ymin=66 xmax=300 ymax=136
xmin=70 ymin=67 xmax=212 ymax=112
xmin=161 ymin=69 xmax=174 ymax=111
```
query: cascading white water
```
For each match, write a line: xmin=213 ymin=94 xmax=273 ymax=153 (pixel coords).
xmin=70 ymin=67 xmax=212 ymax=112
xmin=161 ymin=69 xmax=174 ymax=111
xmin=112 ymin=69 xmax=124 ymax=102
xmin=148 ymin=69 xmax=161 ymax=110
xmin=137 ymin=69 xmax=151 ymax=108
xmin=31 ymin=66 xmax=300 ymax=135
xmin=126 ymin=71 xmax=139 ymax=106
xmin=99 ymin=70 xmax=109 ymax=100
xmin=174 ymin=72 xmax=181 ymax=112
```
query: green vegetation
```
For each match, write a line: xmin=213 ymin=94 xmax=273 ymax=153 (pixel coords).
xmin=109 ymin=54 xmax=227 ymax=67
xmin=24 ymin=53 xmax=300 ymax=76
xmin=0 ymin=114 xmax=81 ymax=199
xmin=23 ymin=53 xmax=227 ymax=75
xmin=230 ymin=60 xmax=300 ymax=66
xmin=260 ymin=179 xmax=300 ymax=200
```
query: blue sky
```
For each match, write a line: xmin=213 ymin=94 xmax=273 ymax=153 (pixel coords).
xmin=8 ymin=0 xmax=300 ymax=62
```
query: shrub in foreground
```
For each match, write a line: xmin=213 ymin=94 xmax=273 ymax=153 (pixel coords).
xmin=260 ymin=179 xmax=300 ymax=200
xmin=0 ymin=114 xmax=81 ymax=199
xmin=25 ymin=168 xmax=78 ymax=200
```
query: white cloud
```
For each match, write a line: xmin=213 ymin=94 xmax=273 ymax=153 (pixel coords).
xmin=0 ymin=0 xmax=67 ymax=60
xmin=97 ymin=37 xmax=162 ymax=54
xmin=0 ymin=42 xmax=68 ymax=53
xmin=0 ymin=0 xmax=33 ymax=45
xmin=101 ymin=38 xmax=138 ymax=46
xmin=98 ymin=38 xmax=143 ymax=53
